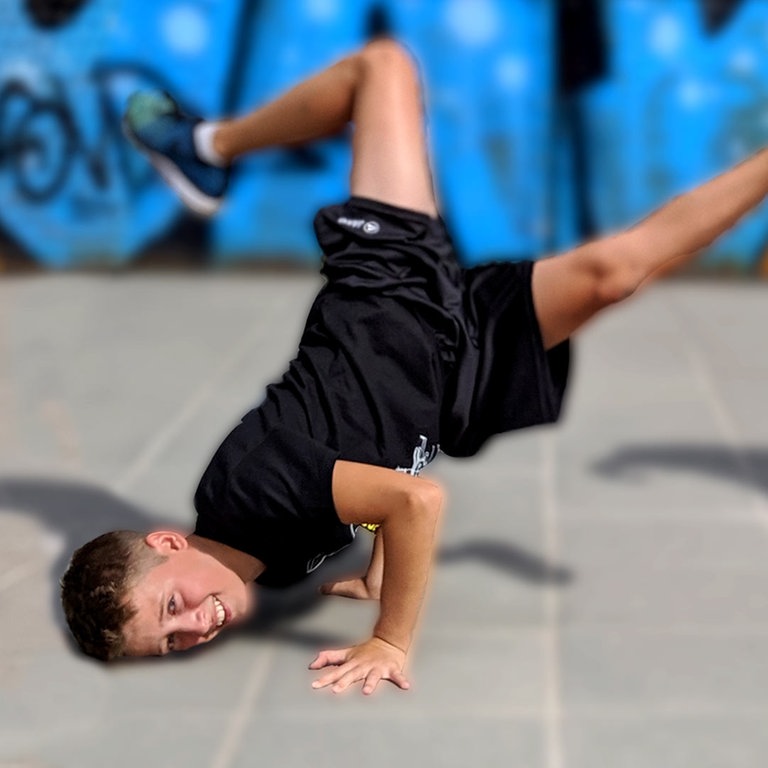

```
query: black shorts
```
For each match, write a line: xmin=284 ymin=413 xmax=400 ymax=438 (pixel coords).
xmin=313 ymin=197 xmax=570 ymax=457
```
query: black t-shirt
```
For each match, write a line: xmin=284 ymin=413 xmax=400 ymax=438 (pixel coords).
xmin=194 ymin=287 xmax=445 ymax=588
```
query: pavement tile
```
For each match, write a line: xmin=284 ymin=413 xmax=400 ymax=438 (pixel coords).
xmin=554 ymin=460 xmax=757 ymax=518
xmin=563 ymin=716 xmax=768 ymax=768
xmin=0 ymin=651 xmax=112 ymax=759
xmin=258 ymin=628 xmax=547 ymax=717
xmin=427 ymin=559 xmax=551 ymax=628
xmin=0 ymin=642 xmax=267 ymax=753
xmin=230 ymin=718 xmax=546 ymax=768
xmin=560 ymin=629 xmax=768 ymax=711
xmin=559 ymin=518 xmax=768 ymax=570
xmin=559 ymin=565 xmax=768 ymax=625
xmin=0 ymin=579 xmax=61 ymax=655
xmin=709 ymin=375 xmax=768 ymax=447
xmin=33 ymin=712 xmax=233 ymax=768
xmin=436 ymin=474 xmax=545 ymax=552
xmin=3 ymin=276 xmax=768 ymax=766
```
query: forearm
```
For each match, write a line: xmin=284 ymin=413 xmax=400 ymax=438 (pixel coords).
xmin=316 ymin=461 xmax=444 ymax=693
xmin=372 ymin=485 xmax=442 ymax=653
xmin=365 ymin=530 xmax=384 ymax=597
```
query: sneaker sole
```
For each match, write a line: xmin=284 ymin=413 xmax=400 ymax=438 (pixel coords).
xmin=122 ymin=119 xmax=222 ymax=217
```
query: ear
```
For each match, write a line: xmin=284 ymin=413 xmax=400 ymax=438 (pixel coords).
xmin=144 ymin=530 xmax=189 ymax=554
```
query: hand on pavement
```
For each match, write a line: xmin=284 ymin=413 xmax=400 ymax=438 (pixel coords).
xmin=309 ymin=636 xmax=409 ymax=695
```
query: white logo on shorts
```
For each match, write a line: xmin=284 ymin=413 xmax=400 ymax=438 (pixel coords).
xmin=396 ymin=435 xmax=439 ymax=476
xmin=337 ymin=216 xmax=380 ymax=235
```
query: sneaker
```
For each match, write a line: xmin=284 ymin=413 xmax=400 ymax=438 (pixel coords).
xmin=123 ymin=91 xmax=228 ymax=216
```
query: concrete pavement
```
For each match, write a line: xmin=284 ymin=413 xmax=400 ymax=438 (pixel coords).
xmin=2 ymin=272 xmax=768 ymax=768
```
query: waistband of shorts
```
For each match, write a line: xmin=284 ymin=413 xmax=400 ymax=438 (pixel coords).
xmin=347 ymin=195 xmax=443 ymax=226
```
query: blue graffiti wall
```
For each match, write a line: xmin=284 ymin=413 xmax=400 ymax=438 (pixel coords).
xmin=0 ymin=0 xmax=242 ymax=266
xmin=579 ymin=0 xmax=768 ymax=271
xmin=1 ymin=0 xmax=768 ymax=271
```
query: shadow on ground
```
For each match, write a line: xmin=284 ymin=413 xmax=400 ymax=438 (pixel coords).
xmin=593 ymin=442 xmax=768 ymax=495
xmin=0 ymin=475 xmax=575 ymax=653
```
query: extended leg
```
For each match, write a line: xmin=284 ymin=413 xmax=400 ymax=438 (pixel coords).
xmin=533 ymin=148 xmax=768 ymax=350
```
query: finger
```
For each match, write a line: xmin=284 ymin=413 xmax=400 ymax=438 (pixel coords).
xmin=312 ymin=662 xmax=355 ymax=690
xmin=389 ymin=669 xmax=411 ymax=691
xmin=330 ymin=665 xmax=364 ymax=694
xmin=308 ymin=648 xmax=350 ymax=670
xmin=362 ymin=670 xmax=382 ymax=696
xmin=311 ymin=674 xmax=336 ymax=690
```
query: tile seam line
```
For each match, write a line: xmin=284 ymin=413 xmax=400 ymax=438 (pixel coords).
xmin=541 ymin=430 xmax=564 ymax=768
xmin=258 ymin=705 xmax=768 ymax=721
xmin=209 ymin=645 xmax=275 ymax=768
xmin=423 ymin=622 xmax=768 ymax=635
xmin=0 ymin=287 xmax=17 ymax=463
xmin=667 ymin=295 xmax=768 ymax=525
xmin=111 ymin=326 xmax=265 ymax=495
xmin=0 ymin=560 xmax=42 ymax=594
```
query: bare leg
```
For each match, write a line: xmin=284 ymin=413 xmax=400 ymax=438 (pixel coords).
xmin=211 ymin=40 xmax=437 ymax=216
xmin=533 ymin=148 xmax=768 ymax=349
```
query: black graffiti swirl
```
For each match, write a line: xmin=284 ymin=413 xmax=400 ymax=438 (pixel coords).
xmin=0 ymin=78 xmax=75 ymax=201
xmin=0 ymin=62 xmax=176 ymax=203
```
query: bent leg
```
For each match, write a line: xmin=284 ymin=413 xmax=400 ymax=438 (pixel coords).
xmin=212 ymin=40 xmax=437 ymax=216
xmin=346 ymin=41 xmax=438 ymax=215
xmin=533 ymin=147 xmax=768 ymax=350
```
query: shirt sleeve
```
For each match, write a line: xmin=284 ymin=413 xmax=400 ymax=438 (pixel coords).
xmin=195 ymin=427 xmax=354 ymax=588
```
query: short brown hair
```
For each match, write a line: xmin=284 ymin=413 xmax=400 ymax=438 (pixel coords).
xmin=60 ymin=530 xmax=167 ymax=661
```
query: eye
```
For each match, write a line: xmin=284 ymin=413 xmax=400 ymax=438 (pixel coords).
xmin=167 ymin=634 xmax=176 ymax=653
xmin=168 ymin=595 xmax=177 ymax=615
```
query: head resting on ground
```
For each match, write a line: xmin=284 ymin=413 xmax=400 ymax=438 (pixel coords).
xmin=61 ymin=530 xmax=258 ymax=660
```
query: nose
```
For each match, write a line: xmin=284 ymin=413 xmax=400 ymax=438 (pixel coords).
xmin=173 ymin=605 xmax=214 ymax=640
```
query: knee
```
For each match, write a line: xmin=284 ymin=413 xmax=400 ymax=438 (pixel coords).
xmin=358 ymin=38 xmax=420 ymax=87
xmin=581 ymin=237 xmax=646 ymax=307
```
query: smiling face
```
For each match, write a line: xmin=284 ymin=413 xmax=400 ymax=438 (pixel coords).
xmin=122 ymin=532 xmax=256 ymax=657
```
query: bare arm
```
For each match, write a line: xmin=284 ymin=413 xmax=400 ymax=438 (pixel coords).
xmin=320 ymin=527 xmax=384 ymax=600
xmin=309 ymin=460 xmax=444 ymax=694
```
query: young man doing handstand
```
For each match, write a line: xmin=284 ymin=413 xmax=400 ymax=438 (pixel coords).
xmin=62 ymin=40 xmax=768 ymax=694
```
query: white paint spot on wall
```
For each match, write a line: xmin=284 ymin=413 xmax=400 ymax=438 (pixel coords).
xmin=649 ymin=14 xmax=683 ymax=58
xmin=678 ymin=79 xmax=709 ymax=110
xmin=161 ymin=5 xmax=208 ymax=56
xmin=730 ymin=48 xmax=756 ymax=75
xmin=445 ymin=0 xmax=500 ymax=47
xmin=495 ymin=55 xmax=528 ymax=91
xmin=304 ymin=0 xmax=339 ymax=22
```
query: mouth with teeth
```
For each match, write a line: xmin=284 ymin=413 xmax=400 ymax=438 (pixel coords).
xmin=212 ymin=595 xmax=227 ymax=630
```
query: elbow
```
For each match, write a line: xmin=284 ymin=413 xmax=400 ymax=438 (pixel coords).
xmin=373 ymin=477 xmax=445 ymax=534
xmin=406 ymin=479 xmax=445 ymax=526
